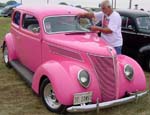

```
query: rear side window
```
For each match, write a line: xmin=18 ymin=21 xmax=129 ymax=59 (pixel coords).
xmin=121 ymin=16 xmax=128 ymax=28
xmin=121 ymin=16 xmax=134 ymax=30
xmin=22 ymin=14 xmax=40 ymax=33
xmin=13 ymin=11 xmax=21 ymax=25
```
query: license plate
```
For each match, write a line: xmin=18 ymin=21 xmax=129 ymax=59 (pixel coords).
xmin=73 ymin=92 xmax=92 ymax=105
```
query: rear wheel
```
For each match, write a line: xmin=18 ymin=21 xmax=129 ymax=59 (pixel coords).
xmin=3 ymin=45 xmax=11 ymax=67
xmin=40 ymin=78 xmax=66 ymax=113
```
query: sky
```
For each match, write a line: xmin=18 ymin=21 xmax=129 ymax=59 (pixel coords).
xmin=1 ymin=0 xmax=150 ymax=11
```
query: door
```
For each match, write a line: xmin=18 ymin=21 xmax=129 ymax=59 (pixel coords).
xmin=15 ymin=13 xmax=41 ymax=72
xmin=121 ymin=15 xmax=150 ymax=59
xmin=121 ymin=15 xmax=139 ymax=58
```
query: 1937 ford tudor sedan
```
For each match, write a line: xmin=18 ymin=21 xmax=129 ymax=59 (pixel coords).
xmin=2 ymin=5 xmax=148 ymax=113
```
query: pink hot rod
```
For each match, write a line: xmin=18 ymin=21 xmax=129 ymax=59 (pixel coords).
xmin=2 ymin=5 xmax=148 ymax=113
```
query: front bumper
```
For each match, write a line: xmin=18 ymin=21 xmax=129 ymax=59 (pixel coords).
xmin=67 ymin=91 xmax=149 ymax=113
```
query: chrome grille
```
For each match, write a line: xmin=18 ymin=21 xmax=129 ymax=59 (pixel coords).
xmin=89 ymin=54 xmax=116 ymax=101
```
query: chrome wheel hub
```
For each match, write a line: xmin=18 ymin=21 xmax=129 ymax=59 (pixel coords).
xmin=44 ymin=83 xmax=61 ymax=109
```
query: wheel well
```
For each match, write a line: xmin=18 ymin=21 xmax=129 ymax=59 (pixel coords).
xmin=39 ymin=75 xmax=48 ymax=95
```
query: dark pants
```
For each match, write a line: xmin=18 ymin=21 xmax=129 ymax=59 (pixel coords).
xmin=114 ymin=46 xmax=122 ymax=54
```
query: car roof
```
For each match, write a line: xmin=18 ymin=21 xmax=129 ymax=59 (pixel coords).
xmin=16 ymin=5 xmax=87 ymax=19
xmin=116 ymin=9 xmax=149 ymax=18
xmin=4 ymin=5 xmax=14 ymax=9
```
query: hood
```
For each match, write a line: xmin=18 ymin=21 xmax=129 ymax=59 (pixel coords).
xmin=44 ymin=32 xmax=116 ymax=56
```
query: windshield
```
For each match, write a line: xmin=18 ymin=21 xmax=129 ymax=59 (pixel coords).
xmin=44 ymin=16 xmax=92 ymax=34
xmin=136 ymin=16 xmax=150 ymax=33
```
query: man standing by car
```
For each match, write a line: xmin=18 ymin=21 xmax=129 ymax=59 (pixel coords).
xmin=78 ymin=0 xmax=123 ymax=54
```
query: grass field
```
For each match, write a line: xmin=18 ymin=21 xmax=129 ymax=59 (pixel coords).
xmin=0 ymin=17 xmax=150 ymax=115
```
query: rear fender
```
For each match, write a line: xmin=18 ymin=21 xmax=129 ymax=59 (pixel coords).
xmin=3 ymin=33 xmax=17 ymax=61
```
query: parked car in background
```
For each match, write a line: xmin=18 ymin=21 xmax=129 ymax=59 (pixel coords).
xmin=0 ymin=3 xmax=21 ymax=17
xmin=117 ymin=9 xmax=150 ymax=71
xmin=0 ymin=5 xmax=14 ymax=17
xmin=83 ymin=7 xmax=101 ymax=12
xmin=0 ymin=7 xmax=3 ymax=16
xmin=2 ymin=5 xmax=148 ymax=113
xmin=6 ymin=0 xmax=17 ymax=6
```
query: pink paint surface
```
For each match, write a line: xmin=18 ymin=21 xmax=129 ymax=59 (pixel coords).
xmin=4 ymin=5 xmax=147 ymax=106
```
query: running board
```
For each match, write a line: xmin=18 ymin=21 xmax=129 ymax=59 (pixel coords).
xmin=10 ymin=60 xmax=34 ymax=86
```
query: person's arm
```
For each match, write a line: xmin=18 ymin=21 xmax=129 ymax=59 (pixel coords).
xmin=90 ymin=26 xmax=112 ymax=34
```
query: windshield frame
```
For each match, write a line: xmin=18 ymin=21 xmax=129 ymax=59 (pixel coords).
xmin=43 ymin=15 xmax=92 ymax=35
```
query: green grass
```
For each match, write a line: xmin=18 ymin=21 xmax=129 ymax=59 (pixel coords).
xmin=0 ymin=17 xmax=150 ymax=115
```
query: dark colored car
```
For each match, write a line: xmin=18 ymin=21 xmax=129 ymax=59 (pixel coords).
xmin=1 ymin=5 xmax=14 ymax=17
xmin=1 ymin=3 xmax=21 ymax=17
xmin=117 ymin=9 xmax=150 ymax=71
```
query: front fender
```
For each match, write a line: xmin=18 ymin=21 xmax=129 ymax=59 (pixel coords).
xmin=3 ymin=33 xmax=17 ymax=61
xmin=32 ymin=60 xmax=101 ymax=105
xmin=117 ymin=55 xmax=146 ymax=98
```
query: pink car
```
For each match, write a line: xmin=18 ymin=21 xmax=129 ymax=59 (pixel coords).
xmin=2 ymin=5 xmax=148 ymax=113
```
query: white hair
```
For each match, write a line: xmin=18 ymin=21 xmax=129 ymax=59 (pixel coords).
xmin=101 ymin=0 xmax=112 ymax=8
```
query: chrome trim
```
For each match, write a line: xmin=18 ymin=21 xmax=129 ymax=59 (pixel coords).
xmin=96 ymin=98 xmax=100 ymax=114
xmin=77 ymin=69 xmax=91 ymax=88
xmin=136 ymin=33 xmax=150 ymax=37
xmin=124 ymin=64 xmax=134 ymax=81
xmin=122 ymin=30 xmax=137 ymax=35
xmin=107 ymin=46 xmax=118 ymax=98
xmin=67 ymin=91 xmax=148 ymax=113
xmin=48 ymin=43 xmax=83 ymax=62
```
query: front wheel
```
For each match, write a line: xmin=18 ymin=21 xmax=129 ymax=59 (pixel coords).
xmin=40 ymin=78 xmax=66 ymax=113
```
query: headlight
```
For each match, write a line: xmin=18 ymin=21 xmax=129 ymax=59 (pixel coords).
xmin=78 ymin=70 xmax=90 ymax=88
xmin=124 ymin=64 xmax=134 ymax=81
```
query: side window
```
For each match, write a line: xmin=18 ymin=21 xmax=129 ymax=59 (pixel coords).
xmin=22 ymin=14 xmax=40 ymax=33
xmin=121 ymin=16 xmax=135 ymax=30
xmin=13 ymin=11 xmax=21 ymax=25
xmin=121 ymin=16 xmax=128 ymax=28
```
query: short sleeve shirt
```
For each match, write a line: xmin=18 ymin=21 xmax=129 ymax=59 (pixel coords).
xmin=94 ymin=11 xmax=123 ymax=47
